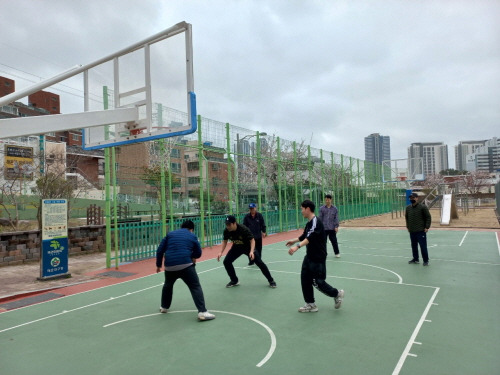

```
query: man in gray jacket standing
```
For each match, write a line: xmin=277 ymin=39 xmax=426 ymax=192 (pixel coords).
xmin=318 ymin=194 xmax=341 ymax=258
xmin=405 ymin=192 xmax=432 ymax=266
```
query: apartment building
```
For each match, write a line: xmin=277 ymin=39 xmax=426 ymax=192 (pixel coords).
xmin=408 ymin=142 xmax=448 ymax=176
xmin=454 ymin=140 xmax=487 ymax=171
xmin=364 ymin=133 xmax=390 ymax=182
xmin=465 ymin=137 xmax=500 ymax=173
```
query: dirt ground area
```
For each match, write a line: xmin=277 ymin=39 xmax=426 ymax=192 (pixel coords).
xmin=341 ymin=207 xmax=499 ymax=229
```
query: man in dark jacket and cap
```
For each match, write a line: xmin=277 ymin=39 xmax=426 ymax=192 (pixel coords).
xmin=405 ymin=192 xmax=432 ymax=266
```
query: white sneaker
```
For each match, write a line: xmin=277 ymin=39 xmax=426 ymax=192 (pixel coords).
xmin=198 ymin=311 xmax=216 ymax=321
xmin=335 ymin=254 xmax=340 ymax=258
xmin=298 ymin=303 xmax=318 ymax=313
xmin=334 ymin=290 xmax=344 ymax=309
xmin=159 ymin=307 xmax=168 ymax=313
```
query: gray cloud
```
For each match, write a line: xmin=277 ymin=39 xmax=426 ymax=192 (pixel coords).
xmin=1 ymin=0 xmax=499 ymax=166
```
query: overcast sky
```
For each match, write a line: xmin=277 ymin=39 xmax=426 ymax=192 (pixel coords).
xmin=1 ymin=0 xmax=499 ymax=167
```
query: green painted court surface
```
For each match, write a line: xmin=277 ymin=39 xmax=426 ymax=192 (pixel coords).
xmin=1 ymin=228 xmax=499 ymax=375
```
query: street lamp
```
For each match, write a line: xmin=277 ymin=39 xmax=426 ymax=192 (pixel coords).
xmin=236 ymin=132 xmax=267 ymax=169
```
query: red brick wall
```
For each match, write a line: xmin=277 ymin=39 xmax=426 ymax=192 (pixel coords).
xmin=28 ymin=91 xmax=60 ymax=114
xmin=0 ymin=76 xmax=15 ymax=98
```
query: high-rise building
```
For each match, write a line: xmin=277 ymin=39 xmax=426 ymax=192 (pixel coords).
xmin=465 ymin=137 xmax=500 ymax=172
xmin=364 ymin=133 xmax=390 ymax=181
xmin=364 ymin=133 xmax=391 ymax=165
xmin=455 ymin=140 xmax=487 ymax=171
xmin=408 ymin=142 xmax=448 ymax=176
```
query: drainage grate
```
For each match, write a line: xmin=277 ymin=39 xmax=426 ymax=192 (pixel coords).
xmin=96 ymin=271 xmax=136 ymax=278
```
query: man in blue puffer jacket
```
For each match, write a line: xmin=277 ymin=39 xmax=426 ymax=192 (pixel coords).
xmin=156 ymin=220 xmax=215 ymax=321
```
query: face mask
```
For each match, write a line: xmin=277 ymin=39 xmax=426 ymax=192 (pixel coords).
xmin=410 ymin=199 xmax=416 ymax=203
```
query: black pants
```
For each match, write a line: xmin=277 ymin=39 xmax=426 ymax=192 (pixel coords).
xmin=248 ymin=237 xmax=263 ymax=263
xmin=224 ymin=245 xmax=274 ymax=284
xmin=301 ymin=256 xmax=338 ymax=304
xmin=325 ymin=230 xmax=340 ymax=255
xmin=161 ymin=264 xmax=207 ymax=312
xmin=410 ymin=231 xmax=429 ymax=263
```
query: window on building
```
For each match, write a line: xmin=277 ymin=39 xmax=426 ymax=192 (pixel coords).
xmin=187 ymin=162 xmax=199 ymax=171
xmin=171 ymin=162 xmax=181 ymax=173
xmin=170 ymin=148 xmax=180 ymax=158
xmin=211 ymin=163 xmax=220 ymax=171
xmin=71 ymin=133 xmax=80 ymax=141
xmin=188 ymin=177 xmax=200 ymax=185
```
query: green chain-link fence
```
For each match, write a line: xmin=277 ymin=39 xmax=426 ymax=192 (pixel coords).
xmin=106 ymin=106 xmax=405 ymax=264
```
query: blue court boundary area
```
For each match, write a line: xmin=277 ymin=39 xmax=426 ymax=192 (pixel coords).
xmin=1 ymin=228 xmax=499 ymax=375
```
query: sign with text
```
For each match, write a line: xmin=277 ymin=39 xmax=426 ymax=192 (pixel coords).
xmin=40 ymin=199 xmax=70 ymax=279
xmin=4 ymin=145 xmax=34 ymax=180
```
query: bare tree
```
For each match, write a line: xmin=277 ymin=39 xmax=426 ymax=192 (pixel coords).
xmin=423 ymin=173 xmax=445 ymax=189
xmin=31 ymin=150 xmax=93 ymax=228
xmin=0 ymin=144 xmax=97 ymax=230
xmin=239 ymin=135 xmax=309 ymax=208
xmin=0 ymin=165 xmax=26 ymax=230
xmin=461 ymin=171 xmax=491 ymax=196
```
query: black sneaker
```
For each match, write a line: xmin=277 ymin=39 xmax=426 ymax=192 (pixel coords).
xmin=248 ymin=262 xmax=255 ymax=266
xmin=408 ymin=259 xmax=420 ymax=264
xmin=423 ymin=262 xmax=429 ymax=266
xmin=269 ymin=281 xmax=277 ymax=288
xmin=226 ymin=281 xmax=240 ymax=288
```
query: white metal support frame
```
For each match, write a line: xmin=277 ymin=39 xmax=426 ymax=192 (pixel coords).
xmin=0 ymin=21 xmax=196 ymax=149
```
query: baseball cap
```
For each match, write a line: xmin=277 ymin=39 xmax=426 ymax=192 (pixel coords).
xmin=248 ymin=203 xmax=257 ymax=208
xmin=409 ymin=192 xmax=418 ymax=198
xmin=225 ymin=215 xmax=236 ymax=224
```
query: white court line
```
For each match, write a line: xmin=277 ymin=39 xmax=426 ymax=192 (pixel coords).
xmin=0 ymin=284 xmax=160 ymax=334
xmin=265 ymin=260 xmax=403 ymax=283
xmin=344 ymin=252 xmax=500 ymax=266
xmin=2 ymin=259 xmax=441 ymax=373
xmin=0 ymin=265 xmax=224 ymax=333
xmin=336 ymin=261 xmax=403 ymax=284
xmin=496 ymin=232 xmax=500 ymax=257
xmin=261 ymin=268 xmax=438 ymax=289
xmin=104 ymin=310 xmax=276 ymax=368
xmin=392 ymin=287 xmax=440 ymax=375
xmin=459 ymin=231 xmax=468 ymax=247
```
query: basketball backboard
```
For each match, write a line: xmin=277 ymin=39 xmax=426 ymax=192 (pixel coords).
xmin=382 ymin=158 xmax=424 ymax=184
xmin=0 ymin=22 xmax=196 ymax=149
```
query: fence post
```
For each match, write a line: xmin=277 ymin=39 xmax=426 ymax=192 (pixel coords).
xmin=331 ymin=152 xmax=336 ymax=213
xmin=198 ymin=114 xmax=205 ymax=246
xmin=293 ymin=141 xmax=299 ymax=228
xmin=277 ymin=137 xmax=283 ymax=232
xmin=103 ymin=86 xmax=112 ymax=269
xmin=257 ymin=131 xmax=263 ymax=210
xmin=226 ymin=123 xmax=233 ymax=215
